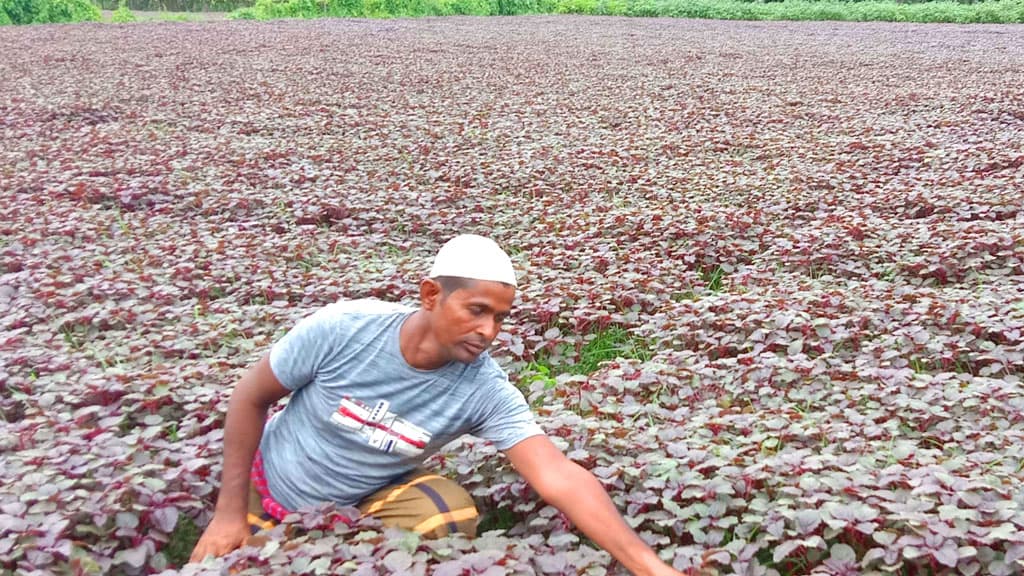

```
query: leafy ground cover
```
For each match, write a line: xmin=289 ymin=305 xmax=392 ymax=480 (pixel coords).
xmin=1 ymin=15 xmax=1023 ymax=576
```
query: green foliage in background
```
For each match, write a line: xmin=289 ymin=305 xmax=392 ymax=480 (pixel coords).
xmin=111 ymin=0 xmax=136 ymax=19
xmin=3 ymin=0 xmax=1021 ymax=24
xmin=1 ymin=0 xmax=101 ymax=23
xmin=94 ymin=0 xmax=241 ymax=9
xmin=229 ymin=0 xmax=1024 ymax=22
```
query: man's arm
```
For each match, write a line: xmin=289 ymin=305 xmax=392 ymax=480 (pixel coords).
xmin=189 ymin=355 xmax=292 ymax=563
xmin=506 ymin=436 xmax=686 ymax=576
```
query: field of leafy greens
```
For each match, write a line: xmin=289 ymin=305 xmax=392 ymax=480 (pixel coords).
xmin=1 ymin=16 xmax=1023 ymax=576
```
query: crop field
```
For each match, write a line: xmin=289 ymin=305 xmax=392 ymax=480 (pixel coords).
xmin=1 ymin=16 xmax=1023 ymax=576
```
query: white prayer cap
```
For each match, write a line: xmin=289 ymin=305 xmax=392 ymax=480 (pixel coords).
xmin=429 ymin=234 xmax=517 ymax=288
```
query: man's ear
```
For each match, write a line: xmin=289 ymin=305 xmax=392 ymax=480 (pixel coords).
xmin=420 ymin=278 xmax=443 ymax=311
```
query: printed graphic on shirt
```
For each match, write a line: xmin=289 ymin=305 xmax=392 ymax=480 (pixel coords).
xmin=330 ymin=396 xmax=432 ymax=457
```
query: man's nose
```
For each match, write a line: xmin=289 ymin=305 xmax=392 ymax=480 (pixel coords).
xmin=477 ymin=318 xmax=501 ymax=341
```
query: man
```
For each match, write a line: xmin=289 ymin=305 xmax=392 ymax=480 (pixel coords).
xmin=190 ymin=234 xmax=687 ymax=576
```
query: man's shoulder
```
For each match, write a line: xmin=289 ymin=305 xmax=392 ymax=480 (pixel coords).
xmin=468 ymin=354 xmax=523 ymax=398
xmin=472 ymin=352 xmax=508 ymax=380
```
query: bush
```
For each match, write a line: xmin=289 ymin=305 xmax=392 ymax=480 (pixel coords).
xmin=623 ymin=0 xmax=659 ymax=16
xmin=0 ymin=0 xmax=100 ymax=23
xmin=436 ymin=0 xmax=495 ymax=16
xmin=244 ymin=0 xmax=318 ymax=18
xmin=41 ymin=0 xmax=100 ymax=20
xmin=96 ymin=0 xmax=243 ymax=9
xmin=380 ymin=0 xmax=435 ymax=17
xmin=595 ymin=0 xmax=628 ymax=14
xmin=555 ymin=0 xmax=596 ymax=13
xmin=496 ymin=0 xmax=553 ymax=14
xmin=0 ymin=0 xmax=43 ymax=23
xmin=325 ymin=0 xmax=363 ymax=15
xmin=110 ymin=0 xmax=135 ymax=20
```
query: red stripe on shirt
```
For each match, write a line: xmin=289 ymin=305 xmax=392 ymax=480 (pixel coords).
xmin=336 ymin=406 xmax=427 ymax=449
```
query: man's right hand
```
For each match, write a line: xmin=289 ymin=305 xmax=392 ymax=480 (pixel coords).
xmin=189 ymin=514 xmax=252 ymax=564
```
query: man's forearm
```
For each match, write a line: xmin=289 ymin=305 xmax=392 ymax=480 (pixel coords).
xmin=542 ymin=462 xmax=664 ymax=576
xmin=213 ymin=388 xmax=271 ymax=519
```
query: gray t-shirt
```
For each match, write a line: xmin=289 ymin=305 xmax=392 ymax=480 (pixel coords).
xmin=260 ymin=299 xmax=544 ymax=510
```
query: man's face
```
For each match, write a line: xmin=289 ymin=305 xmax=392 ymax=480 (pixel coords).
xmin=432 ymin=280 xmax=515 ymax=364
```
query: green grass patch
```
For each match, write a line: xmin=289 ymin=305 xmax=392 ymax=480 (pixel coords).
xmin=520 ymin=326 xmax=652 ymax=396
xmin=228 ymin=0 xmax=1024 ymax=23
xmin=163 ymin=513 xmax=201 ymax=567
xmin=117 ymin=10 xmax=222 ymax=20
xmin=147 ymin=11 xmax=206 ymax=19
xmin=520 ymin=360 xmax=559 ymax=392
xmin=699 ymin=265 xmax=727 ymax=292
xmin=476 ymin=506 xmax=517 ymax=533
xmin=571 ymin=325 xmax=652 ymax=375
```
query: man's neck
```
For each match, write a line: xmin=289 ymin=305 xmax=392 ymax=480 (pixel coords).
xmin=398 ymin=310 xmax=448 ymax=371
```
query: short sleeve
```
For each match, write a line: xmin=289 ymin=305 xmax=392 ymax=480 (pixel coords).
xmin=268 ymin=306 xmax=345 ymax=391
xmin=470 ymin=374 xmax=545 ymax=451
